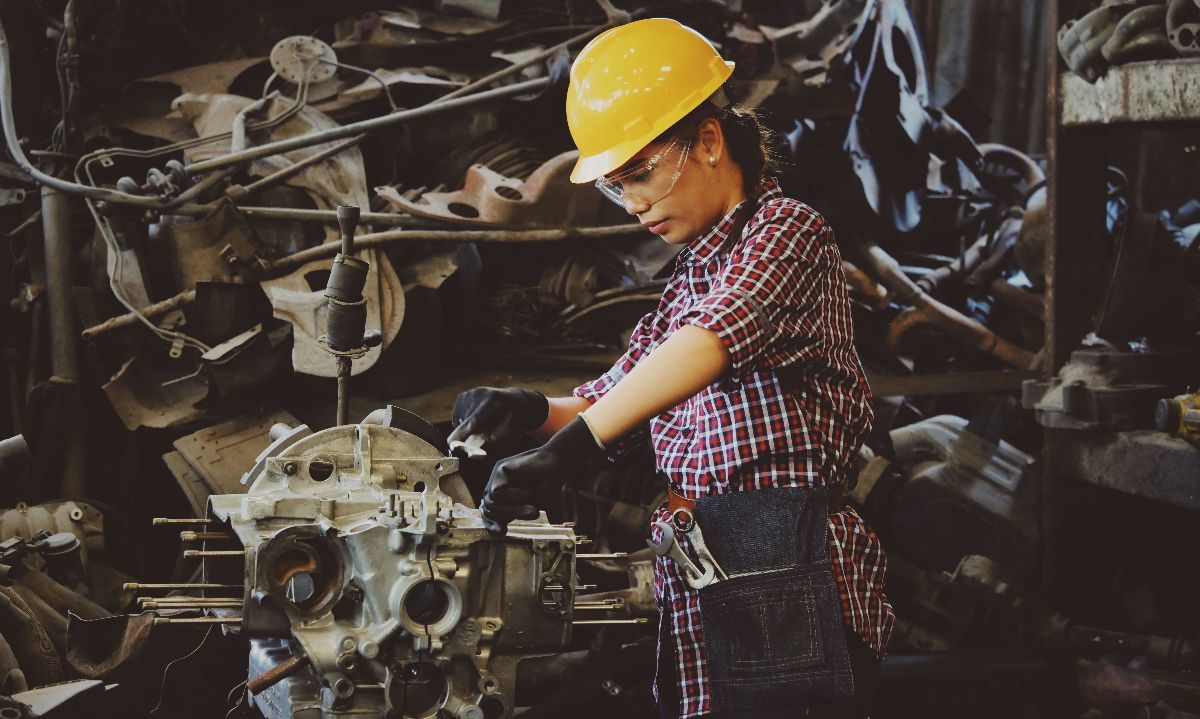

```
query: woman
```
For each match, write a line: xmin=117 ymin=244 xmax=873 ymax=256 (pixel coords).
xmin=450 ymin=18 xmax=894 ymax=719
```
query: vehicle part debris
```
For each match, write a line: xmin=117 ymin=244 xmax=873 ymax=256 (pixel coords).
xmin=1167 ymin=0 xmax=1200 ymax=56
xmin=175 ymin=420 xmax=587 ymax=719
xmin=377 ymin=151 xmax=600 ymax=228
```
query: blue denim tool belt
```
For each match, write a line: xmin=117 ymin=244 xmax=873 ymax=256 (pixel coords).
xmin=694 ymin=485 xmax=854 ymax=712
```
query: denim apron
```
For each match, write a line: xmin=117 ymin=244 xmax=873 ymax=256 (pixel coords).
xmin=694 ymin=485 xmax=854 ymax=712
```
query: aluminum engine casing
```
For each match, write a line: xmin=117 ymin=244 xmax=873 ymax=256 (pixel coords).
xmin=207 ymin=423 xmax=579 ymax=719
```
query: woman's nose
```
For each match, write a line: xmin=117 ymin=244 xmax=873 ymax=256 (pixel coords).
xmin=622 ymin=195 xmax=650 ymax=215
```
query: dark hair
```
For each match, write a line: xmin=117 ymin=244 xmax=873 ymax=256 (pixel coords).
xmin=660 ymin=99 xmax=781 ymax=198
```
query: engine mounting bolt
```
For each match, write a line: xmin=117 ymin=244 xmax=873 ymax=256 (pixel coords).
xmin=284 ymin=461 xmax=298 ymax=475
xmin=340 ymin=636 xmax=357 ymax=652
xmin=360 ymin=640 xmax=380 ymax=659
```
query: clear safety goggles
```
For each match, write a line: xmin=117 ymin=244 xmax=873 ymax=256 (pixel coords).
xmin=594 ymin=136 xmax=693 ymax=208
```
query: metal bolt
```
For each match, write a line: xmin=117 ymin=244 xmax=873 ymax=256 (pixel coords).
xmin=340 ymin=636 xmax=357 ymax=652
xmin=360 ymin=640 xmax=379 ymax=659
xmin=601 ymin=679 xmax=620 ymax=696
xmin=284 ymin=461 xmax=298 ymax=475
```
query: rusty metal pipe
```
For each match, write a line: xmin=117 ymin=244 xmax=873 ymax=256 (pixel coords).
xmin=247 ymin=652 xmax=310 ymax=695
xmin=226 ymin=134 xmax=365 ymax=203
xmin=265 ymin=224 xmax=645 ymax=275
xmin=978 ymin=143 xmax=1046 ymax=188
xmin=80 ymin=289 xmax=195 ymax=340
xmin=171 ymin=203 xmax=446 ymax=227
xmin=186 ymin=77 xmax=550 ymax=176
xmin=83 ymin=223 xmax=648 ymax=340
xmin=434 ymin=15 xmax=639 ymax=105
xmin=40 ymin=185 xmax=85 ymax=498
xmin=989 ymin=279 xmax=1045 ymax=319
xmin=851 ymin=239 xmax=1038 ymax=368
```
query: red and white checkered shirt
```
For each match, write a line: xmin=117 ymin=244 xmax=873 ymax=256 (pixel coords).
xmin=574 ymin=180 xmax=894 ymax=719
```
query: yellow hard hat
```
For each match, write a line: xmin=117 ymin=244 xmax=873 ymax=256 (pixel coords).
xmin=566 ymin=18 xmax=735 ymax=184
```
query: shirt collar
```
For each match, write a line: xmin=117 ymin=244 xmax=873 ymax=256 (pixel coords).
xmin=681 ymin=178 xmax=784 ymax=264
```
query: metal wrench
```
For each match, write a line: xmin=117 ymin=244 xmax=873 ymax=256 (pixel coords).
xmin=670 ymin=509 xmax=728 ymax=586
xmin=646 ymin=520 xmax=712 ymax=587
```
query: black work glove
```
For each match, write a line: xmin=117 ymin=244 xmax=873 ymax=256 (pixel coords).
xmin=480 ymin=416 xmax=608 ymax=534
xmin=447 ymin=387 xmax=549 ymax=449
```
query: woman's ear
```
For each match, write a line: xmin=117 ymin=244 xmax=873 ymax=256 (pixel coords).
xmin=696 ymin=117 xmax=724 ymax=164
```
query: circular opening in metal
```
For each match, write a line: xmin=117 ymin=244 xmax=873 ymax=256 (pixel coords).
xmin=480 ymin=695 xmax=505 ymax=719
xmin=333 ymin=677 xmax=354 ymax=698
xmin=404 ymin=580 xmax=450 ymax=625
xmin=494 ymin=186 xmax=523 ymax=201
xmin=390 ymin=663 xmax=447 ymax=717
xmin=448 ymin=202 xmax=479 ymax=218
xmin=308 ymin=457 xmax=335 ymax=482
xmin=482 ymin=679 xmax=497 ymax=693
xmin=413 ymin=481 xmax=426 ymax=493
xmin=0 ymin=708 xmax=21 ymax=719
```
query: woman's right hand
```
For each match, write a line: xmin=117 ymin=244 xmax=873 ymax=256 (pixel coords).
xmin=446 ymin=387 xmax=550 ymax=450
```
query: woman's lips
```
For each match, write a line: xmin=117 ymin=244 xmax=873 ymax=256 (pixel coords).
xmin=646 ymin=219 xmax=669 ymax=235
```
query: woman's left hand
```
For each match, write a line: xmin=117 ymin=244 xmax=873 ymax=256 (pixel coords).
xmin=480 ymin=416 xmax=607 ymax=534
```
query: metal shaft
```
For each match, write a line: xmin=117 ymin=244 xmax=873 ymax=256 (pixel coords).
xmin=571 ymin=619 xmax=649 ymax=625
xmin=179 ymin=531 xmax=235 ymax=542
xmin=142 ymin=600 xmax=243 ymax=609
xmin=228 ymin=134 xmax=365 ymax=202
xmin=265 ymin=224 xmax=644 ymax=275
xmin=153 ymin=617 xmax=241 ymax=625
xmin=152 ymin=518 xmax=211 ymax=525
xmin=336 ymin=355 xmax=351 ymax=426
xmin=124 ymin=583 xmax=241 ymax=591
xmin=41 ymin=184 xmax=85 ymax=499
xmin=247 ymin=652 xmax=309 ymax=695
xmin=183 ymin=549 xmax=245 ymax=559
xmin=577 ymin=553 xmax=629 ymax=560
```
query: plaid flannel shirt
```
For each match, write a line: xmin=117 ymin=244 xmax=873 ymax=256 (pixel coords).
xmin=574 ymin=180 xmax=894 ymax=719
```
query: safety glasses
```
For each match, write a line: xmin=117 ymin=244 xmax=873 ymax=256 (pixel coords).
xmin=594 ymin=136 xmax=692 ymax=208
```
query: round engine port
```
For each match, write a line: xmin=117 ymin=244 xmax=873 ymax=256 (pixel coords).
xmin=396 ymin=578 xmax=462 ymax=640
xmin=405 ymin=580 xmax=451 ymax=625
xmin=387 ymin=662 xmax=448 ymax=718
xmin=259 ymin=532 xmax=344 ymax=615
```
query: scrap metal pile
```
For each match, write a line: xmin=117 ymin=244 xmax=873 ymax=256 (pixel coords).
xmin=1059 ymin=0 xmax=1200 ymax=81
xmin=0 ymin=0 xmax=1195 ymax=717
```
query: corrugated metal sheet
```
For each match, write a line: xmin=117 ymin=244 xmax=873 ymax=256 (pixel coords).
xmin=910 ymin=0 xmax=1048 ymax=153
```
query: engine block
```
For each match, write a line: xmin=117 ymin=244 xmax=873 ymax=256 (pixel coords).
xmin=205 ymin=422 xmax=580 ymax=719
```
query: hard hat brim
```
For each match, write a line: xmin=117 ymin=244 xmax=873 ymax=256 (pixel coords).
xmin=569 ymin=60 xmax=736 ymax=184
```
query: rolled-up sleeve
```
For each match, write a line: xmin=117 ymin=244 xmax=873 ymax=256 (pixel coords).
xmin=677 ymin=203 xmax=830 ymax=380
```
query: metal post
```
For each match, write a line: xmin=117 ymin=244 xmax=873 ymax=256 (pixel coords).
xmin=40 ymin=184 xmax=85 ymax=498
xmin=336 ymin=355 xmax=351 ymax=427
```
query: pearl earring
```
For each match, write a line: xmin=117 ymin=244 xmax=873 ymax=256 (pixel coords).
xmin=708 ymin=155 xmax=716 ymax=166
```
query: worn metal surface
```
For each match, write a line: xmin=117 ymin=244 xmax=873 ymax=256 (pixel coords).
xmin=377 ymin=151 xmax=601 ymax=228
xmin=203 ymin=422 xmax=582 ymax=719
xmin=1061 ymin=59 xmax=1200 ymax=125
xmin=162 ymin=410 xmax=299 ymax=517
